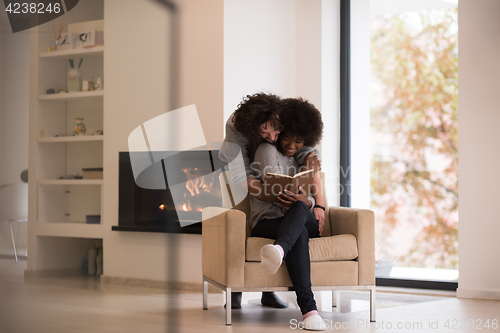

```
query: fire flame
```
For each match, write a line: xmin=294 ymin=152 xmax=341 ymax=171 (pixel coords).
xmin=176 ymin=168 xmax=221 ymax=213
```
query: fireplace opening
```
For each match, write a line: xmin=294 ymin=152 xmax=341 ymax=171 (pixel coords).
xmin=114 ymin=150 xmax=226 ymax=234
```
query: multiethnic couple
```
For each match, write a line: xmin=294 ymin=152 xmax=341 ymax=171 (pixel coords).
xmin=219 ymin=92 xmax=327 ymax=331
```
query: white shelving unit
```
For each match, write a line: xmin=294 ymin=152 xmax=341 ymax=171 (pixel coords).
xmin=35 ymin=222 xmax=104 ymax=239
xmin=38 ymin=46 xmax=104 ymax=59
xmin=38 ymin=179 xmax=104 ymax=186
xmin=38 ymin=90 xmax=104 ymax=101
xmin=28 ymin=11 xmax=106 ymax=275
xmin=38 ymin=135 xmax=104 ymax=143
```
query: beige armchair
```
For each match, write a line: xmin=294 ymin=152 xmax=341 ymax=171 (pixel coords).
xmin=202 ymin=172 xmax=376 ymax=325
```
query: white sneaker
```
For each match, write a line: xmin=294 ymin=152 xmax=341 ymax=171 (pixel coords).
xmin=302 ymin=314 xmax=327 ymax=331
xmin=260 ymin=244 xmax=282 ymax=274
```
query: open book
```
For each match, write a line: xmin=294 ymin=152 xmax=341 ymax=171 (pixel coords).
xmin=261 ymin=169 xmax=315 ymax=203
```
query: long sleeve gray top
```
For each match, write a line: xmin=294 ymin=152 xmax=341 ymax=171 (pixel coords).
xmin=249 ymin=142 xmax=315 ymax=229
xmin=218 ymin=111 xmax=319 ymax=187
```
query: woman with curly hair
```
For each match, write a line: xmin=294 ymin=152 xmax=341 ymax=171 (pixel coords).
xmin=249 ymin=97 xmax=327 ymax=330
xmin=219 ymin=93 xmax=320 ymax=310
xmin=219 ymin=93 xmax=320 ymax=197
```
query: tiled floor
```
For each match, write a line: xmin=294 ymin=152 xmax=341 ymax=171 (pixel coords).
xmin=1 ymin=257 xmax=499 ymax=332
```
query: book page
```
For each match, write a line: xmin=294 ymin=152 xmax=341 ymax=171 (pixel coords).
xmin=292 ymin=169 xmax=314 ymax=179
xmin=266 ymin=172 xmax=293 ymax=179
xmin=290 ymin=170 xmax=315 ymax=196
xmin=261 ymin=173 xmax=293 ymax=203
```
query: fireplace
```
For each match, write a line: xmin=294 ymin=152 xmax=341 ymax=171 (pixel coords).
xmin=113 ymin=150 xmax=225 ymax=234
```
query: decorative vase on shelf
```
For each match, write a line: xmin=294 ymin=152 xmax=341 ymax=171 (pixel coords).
xmin=73 ymin=118 xmax=87 ymax=136
xmin=67 ymin=59 xmax=83 ymax=92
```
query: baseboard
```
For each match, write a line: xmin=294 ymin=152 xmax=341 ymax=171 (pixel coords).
xmin=24 ymin=267 xmax=81 ymax=278
xmin=22 ymin=269 xmax=220 ymax=293
xmin=0 ymin=254 xmax=27 ymax=260
xmin=100 ymin=275 xmax=220 ymax=293
xmin=457 ymin=287 xmax=500 ymax=301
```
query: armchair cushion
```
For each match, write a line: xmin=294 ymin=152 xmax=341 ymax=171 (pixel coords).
xmin=244 ymin=261 xmax=359 ymax=287
xmin=245 ymin=234 xmax=358 ymax=262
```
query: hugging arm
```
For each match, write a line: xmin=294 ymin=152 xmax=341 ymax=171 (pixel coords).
xmin=219 ymin=121 xmax=262 ymax=196
xmin=252 ymin=144 xmax=280 ymax=182
xmin=296 ymin=147 xmax=321 ymax=172
xmin=247 ymin=178 xmax=264 ymax=199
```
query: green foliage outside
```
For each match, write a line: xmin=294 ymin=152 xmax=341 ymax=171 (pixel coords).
xmin=370 ymin=8 xmax=458 ymax=270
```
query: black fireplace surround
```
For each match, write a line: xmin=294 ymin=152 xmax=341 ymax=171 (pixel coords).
xmin=113 ymin=150 xmax=226 ymax=234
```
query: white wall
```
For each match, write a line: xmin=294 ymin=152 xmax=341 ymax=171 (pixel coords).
xmin=295 ymin=0 xmax=322 ymax=123
xmin=224 ymin=0 xmax=341 ymax=205
xmin=0 ymin=13 xmax=30 ymax=183
xmin=350 ymin=0 xmax=371 ymax=209
xmin=102 ymin=0 xmax=223 ymax=284
xmin=0 ymin=13 xmax=2 ymax=182
xmin=0 ymin=9 xmax=29 ymax=256
xmin=457 ymin=0 xmax=500 ymax=300
xmin=176 ymin=0 xmax=224 ymax=144
xmin=321 ymin=0 xmax=341 ymax=207
xmin=223 ymin=0 xmax=296 ymax=123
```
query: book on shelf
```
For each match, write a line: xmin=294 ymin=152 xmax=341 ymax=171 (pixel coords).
xmin=260 ymin=169 xmax=315 ymax=203
xmin=82 ymin=168 xmax=103 ymax=180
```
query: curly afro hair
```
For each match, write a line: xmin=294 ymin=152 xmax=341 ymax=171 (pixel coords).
xmin=279 ymin=98 xmax=323 ymax=147
xmin=233 ymin=93 xmax=283 ymax=141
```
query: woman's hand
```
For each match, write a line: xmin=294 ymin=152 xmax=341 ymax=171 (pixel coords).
xmin=313 ymin=207 xmax=325 ymax=236
xmin=277 ymin=186 xmax=311 ymax=209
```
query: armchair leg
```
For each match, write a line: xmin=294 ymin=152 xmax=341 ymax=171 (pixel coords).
xmin=16 ymin=222 xmax=21 ymax=259
xmin=203 ymin=280 xmax=208 ymax=310
xmin=226 ymin=288 xmax=231 ymax=325
xmin=9 ymin=221 xmax=18 ymax=263
xmin=332 ymin=290 xmax=339 ymax=308
xmin=370 ymin=287 xmax=376 ymax=322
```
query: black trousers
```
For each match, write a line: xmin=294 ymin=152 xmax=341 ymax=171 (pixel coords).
xmin=251 ymin=201 xmax=320 ymax=314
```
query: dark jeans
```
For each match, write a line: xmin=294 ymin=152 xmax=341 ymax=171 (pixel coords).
xmin=251 ymin=201 xmax=320 ymax=314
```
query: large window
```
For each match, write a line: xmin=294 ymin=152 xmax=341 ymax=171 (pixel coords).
xmin=369 ymin=2 xmax=458 ymax=282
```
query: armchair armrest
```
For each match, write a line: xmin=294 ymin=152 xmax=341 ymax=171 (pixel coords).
xmin=329 ymin=207 xmax=375 ymax=285
xmin=202 ymin=207 xmax=247 ymax=288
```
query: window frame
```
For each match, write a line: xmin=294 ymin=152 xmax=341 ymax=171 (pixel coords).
xmin=339 ymin=0 xmax=457 ymax=291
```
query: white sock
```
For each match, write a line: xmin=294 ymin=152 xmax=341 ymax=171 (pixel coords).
xmin=302 ymin=314 xmax=327 ymax=331
xmin=260 ymin=244 xmax=283 ymax=274
xmin=274 ymin=244 xmax=284 ymax=258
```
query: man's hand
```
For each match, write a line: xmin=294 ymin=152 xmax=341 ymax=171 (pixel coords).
xmin=304 ymin=152 xmax=321 ymax=172
xmin=313 ymin=207 xmax=325 ymax=236
xmin=277 ymin=186 xmax=311 ymax=208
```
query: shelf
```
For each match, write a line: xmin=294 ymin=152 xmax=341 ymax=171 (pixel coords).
xmin=39 ymin=179 xmax=103 ymax=185
xmin=38 ymin=90 xmax=104 ymax=101
xmin=36 ymin=222 xmax=103 ymax=238
xmin=39 ymin=46 xmax=104 ymax=59
xmin=38 ymin=135 xmax=104 ymax=143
